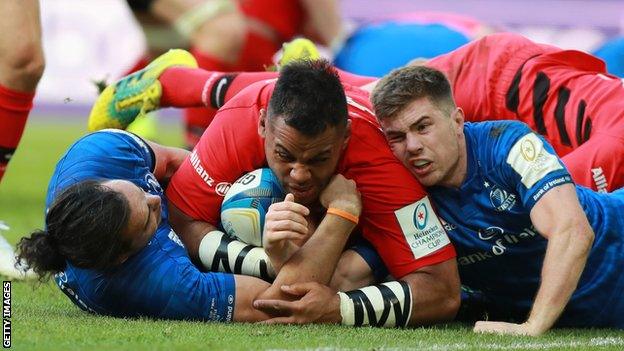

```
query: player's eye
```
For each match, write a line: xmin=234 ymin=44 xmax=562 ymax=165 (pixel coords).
xmin=416 ymin=123 xmax=430 ymax=133
xmin=276 ymin=150 xmax=293 ymax=162
xmin=309 ymin=157 xmax=329 ymax=165
xmin=389 ymin=135 xmax=405 ymax=143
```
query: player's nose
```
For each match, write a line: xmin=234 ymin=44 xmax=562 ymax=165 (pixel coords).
xmin=146 ymin=193 xmax=161 ymax=209
xmin=289 ymin=163 xmax=311 ymax=184
xmin=406 ymin=132 xmax=424 ymax=154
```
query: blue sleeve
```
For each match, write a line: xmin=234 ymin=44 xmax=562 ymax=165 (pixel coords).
xmin=71 ymin=236 xmax=236 ymax=322
xmin=47 ymin=130 xmax=155 ymax=205
xmin=493 ymin=122 xmax=573 ymax=210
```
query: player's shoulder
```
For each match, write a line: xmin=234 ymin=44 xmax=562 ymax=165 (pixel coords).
xmin=465 ymin=120 xmax=533 ymax=147
xmin=465 ymin=120 xmax=537 ymax=171
xmin=63 ymin=129 xmax=152 ymax=161
xmin=220 ymin=79 xmax=276 ymax=111
xmin=47 ymin=130 xmax=154 ymax=202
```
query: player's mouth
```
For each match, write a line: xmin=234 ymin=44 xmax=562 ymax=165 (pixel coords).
xmin=289 ymin=185 xmax=315 ymax=203
xmin=410 ymin=159 xmax=432 ymax=175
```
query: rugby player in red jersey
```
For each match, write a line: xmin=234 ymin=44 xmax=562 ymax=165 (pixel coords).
xmin=91 ymin=55 xmax=460 ymax=327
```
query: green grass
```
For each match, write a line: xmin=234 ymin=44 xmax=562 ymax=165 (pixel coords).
xmin=2 ymin=118 xmax=624 ymax=350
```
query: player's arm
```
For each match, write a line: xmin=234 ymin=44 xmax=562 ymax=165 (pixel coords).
xmin=257 ymin=174 xmax=362 ymax=300
xmin=145 ymin=140 xmax=190 ymax=185
xmin=168 ymin=203 xmax=216 ymax=260
xmin=474 ymin=183 xmax=594 ymax=336
xmin=253 ymin=251 xmax=459 ymax=326
xmin=474 ymin=126 xmax=594 ymax=335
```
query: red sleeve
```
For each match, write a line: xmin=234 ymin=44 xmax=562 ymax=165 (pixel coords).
xmin=340 ymin=94 xmax=456 ymax=279
xmin=166 ymin=85 xmax=269 ymax=224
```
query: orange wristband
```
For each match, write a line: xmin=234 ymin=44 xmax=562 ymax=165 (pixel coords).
xmin=326 ymin=207 xmax=359 ymax=225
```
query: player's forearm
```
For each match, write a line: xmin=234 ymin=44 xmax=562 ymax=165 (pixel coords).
xmin=330 ymin=259 xmax=460 ymax=328
xmin=147 ymin=140 xmax=190 ymax=184
xmin=265 ymin=240 xmax=300 ymax=273
xmin=258 ymin=215 xmax=356 ymax=300
xmin=403 ymin=260 xmax=460 ymax=326
xmin=527 ymin=225 xmax=593 ymax=334
xmin=168 ymin=202 xmax=216 ymax=261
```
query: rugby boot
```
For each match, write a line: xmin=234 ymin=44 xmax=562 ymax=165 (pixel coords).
xmin=88 ymin=49 xmax=197 ymax=131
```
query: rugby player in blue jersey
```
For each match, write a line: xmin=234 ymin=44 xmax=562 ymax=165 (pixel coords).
xmin=16 ymin=128 xmax=362 ymax=322
xmin=369 ymin=66 xmax=624 ymax=334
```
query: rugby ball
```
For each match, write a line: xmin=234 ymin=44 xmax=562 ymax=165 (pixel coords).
xmin=220 ymin=168 xmax=285 ymax=246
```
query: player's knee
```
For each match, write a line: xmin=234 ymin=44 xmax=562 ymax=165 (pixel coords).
xmin=4 ymin=40 xmax=45 ymax=88
xmin=192 ymin=11 xmax=247 ymax=60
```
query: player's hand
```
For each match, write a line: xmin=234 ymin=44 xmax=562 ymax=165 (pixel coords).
xmin=473 ymin=320 xmax=543 ymax=336
xmin=263 ymin=193 xmax=310 ymax=269
xmin=319 ymin=174 xmax=361 ymax=217
xmin=253 ymin=282 xmax=342 ymax=324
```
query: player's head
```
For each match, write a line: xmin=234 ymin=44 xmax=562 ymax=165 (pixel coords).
xmin=17 ymin=179 xmax=161 ymax=278
xmin=372 ymin=66 xmax=466 ymax=187
xmin=259 ymin=59 xmax=350 ymax=205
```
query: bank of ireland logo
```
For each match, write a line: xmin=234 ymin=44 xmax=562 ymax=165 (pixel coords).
xmin=488 ymin=185 xmax=517 ymax=212
xmin=413 ymin=202 xmax=428 ymax=230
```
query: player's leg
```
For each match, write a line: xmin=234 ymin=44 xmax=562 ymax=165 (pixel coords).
xmin=149 ymin=0 xmax=250 ymax=148
xmin=0 ymin=0 xmax=44 ymax=183
xmin=425 ymin=33 xmax=555 ymax=122
xmin=511 ymin=49 xmax=624 ymax=177
xmin=561 ymin=131 xmax=624 ymax=192
xmin=88 ymin=52 xmax=278 ymax=132
xmin=0 ymin=0 xmax=43 ymax=278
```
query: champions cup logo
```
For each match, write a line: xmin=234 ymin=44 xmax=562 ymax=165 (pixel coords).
xmin=520 ymin=139 xmax=537 ymax=161
xmin=489 ymin=186 xmax=517 ymax=212
xmin=413 ymin=203 xmax=428 ymax=230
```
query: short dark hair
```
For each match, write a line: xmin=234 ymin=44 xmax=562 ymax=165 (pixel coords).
xmin=268 ymin=59 xmax=348 ymax=136
xmin=17 ymin=180 xmax=131 ymax=279
xmin=372 ymin=66 xmax=455 ymax=121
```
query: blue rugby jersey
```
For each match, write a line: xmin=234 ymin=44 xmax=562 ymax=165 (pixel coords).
xmin=428 ymin=121 xmax=624 ymax=327
xmin=47 ymin=130 xmax=235 ymax=321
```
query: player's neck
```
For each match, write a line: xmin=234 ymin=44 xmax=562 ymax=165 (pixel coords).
xmin=441 ymin=138 xmax=468 ymax=189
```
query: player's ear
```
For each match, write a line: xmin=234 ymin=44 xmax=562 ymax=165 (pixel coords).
xmin=453 ymin=107 xmax=465 ymax=132
xmin=258 ymin=109 xmax=267 ymax=138
xmin=341 ymin=119 xmax=351 ymax=150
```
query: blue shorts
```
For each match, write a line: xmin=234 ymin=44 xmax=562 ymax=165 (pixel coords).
xmin=349 ymin=237 xmax=390 ymax=282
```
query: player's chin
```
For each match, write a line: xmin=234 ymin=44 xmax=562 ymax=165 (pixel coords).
xmin=412 ymin=170 xmax=439 ymax=187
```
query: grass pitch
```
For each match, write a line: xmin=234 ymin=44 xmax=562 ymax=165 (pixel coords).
xmin=1 ymin=117 xmax=623 ymax=350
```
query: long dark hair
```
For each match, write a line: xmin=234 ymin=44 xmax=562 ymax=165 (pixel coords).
xmin=17 ymin=180 xmax=131 ymax=279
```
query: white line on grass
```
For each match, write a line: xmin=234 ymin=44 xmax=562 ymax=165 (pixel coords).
xmin=268 ymin=336 xmax=624 ymax=351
